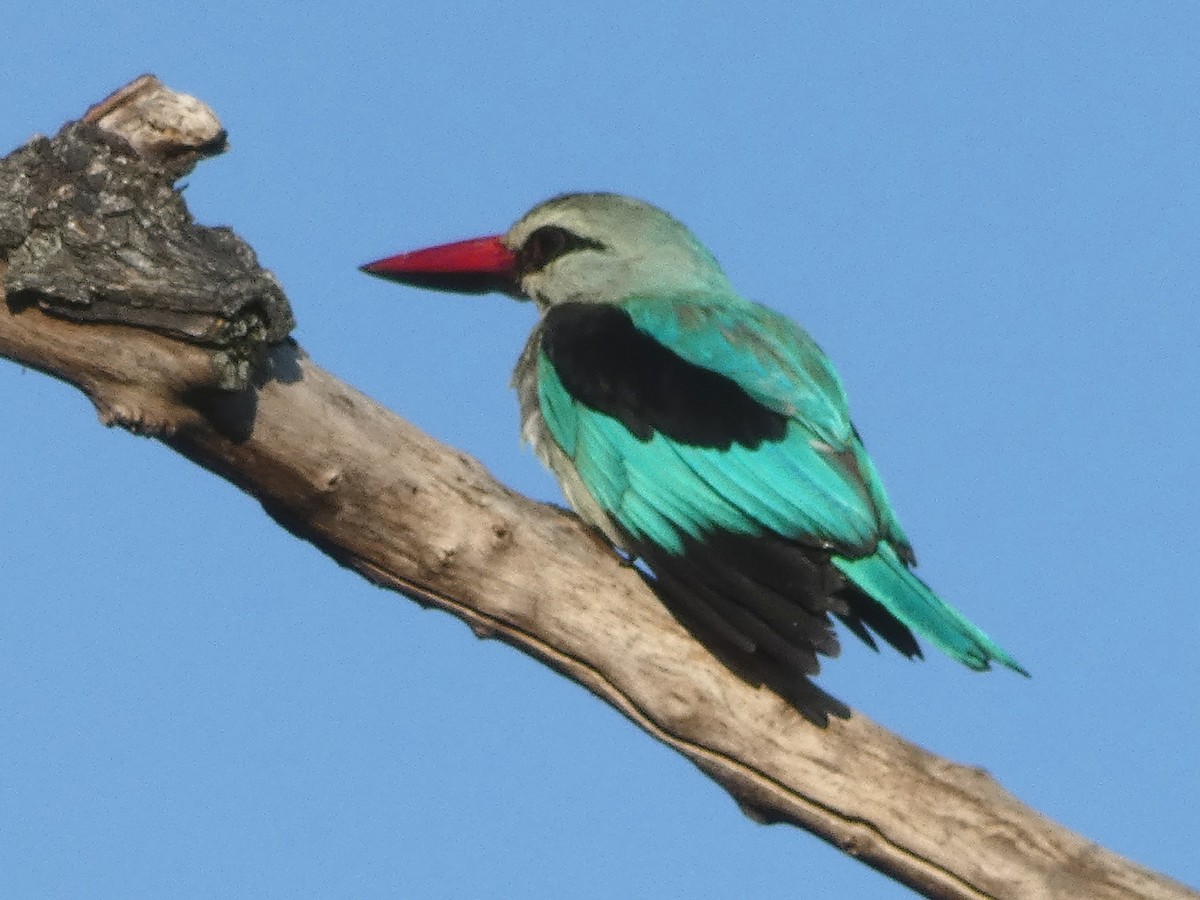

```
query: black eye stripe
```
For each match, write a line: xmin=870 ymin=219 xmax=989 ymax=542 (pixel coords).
xmin=516 ymin=225 xmax=605 ymax=274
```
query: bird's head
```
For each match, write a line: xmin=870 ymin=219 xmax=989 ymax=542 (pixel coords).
xmin=361 ymin=193 xmax=733 ymax=308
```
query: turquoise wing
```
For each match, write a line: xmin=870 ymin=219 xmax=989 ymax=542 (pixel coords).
xmin=535 ymin=295 xmax=1024 ymax=677
xmin=623 ymin=295 xmax=918 ymax=559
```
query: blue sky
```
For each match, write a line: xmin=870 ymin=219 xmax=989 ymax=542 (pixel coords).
xmin=3 ymin=4 xmax=1198 ymax=897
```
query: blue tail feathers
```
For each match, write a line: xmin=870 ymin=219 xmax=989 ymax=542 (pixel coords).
xmin=833 ymin=544 xmax=1028 ymax=676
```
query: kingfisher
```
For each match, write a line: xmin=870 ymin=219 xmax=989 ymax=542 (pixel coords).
xmin=362 ymin=193 xmax=1025 ymax=716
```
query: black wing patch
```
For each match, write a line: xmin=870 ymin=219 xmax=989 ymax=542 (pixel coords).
xmin=540 ymin=302 xmax=788 ymax=450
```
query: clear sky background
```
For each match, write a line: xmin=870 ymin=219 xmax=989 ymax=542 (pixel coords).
xmin=2 ymin=4 xmax=1198 ymax=898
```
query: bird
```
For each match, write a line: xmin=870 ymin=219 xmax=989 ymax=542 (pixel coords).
xmin=361 ymin=192 xmax=1025 ymax=719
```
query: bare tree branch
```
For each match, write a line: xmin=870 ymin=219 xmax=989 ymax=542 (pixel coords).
xmin=1 ymin=77 xmax=1193 ymax=900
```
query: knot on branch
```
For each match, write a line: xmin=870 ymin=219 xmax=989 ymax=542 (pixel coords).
xmin=0 ymin=118 xmax=294 ymax=391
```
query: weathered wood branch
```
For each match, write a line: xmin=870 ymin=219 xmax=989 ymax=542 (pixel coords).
xmin=1 ymin=77 xmax=1193 ymax=900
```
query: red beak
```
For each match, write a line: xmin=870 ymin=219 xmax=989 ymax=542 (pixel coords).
xmin=360 ymin=235 xmax=517 ymax=295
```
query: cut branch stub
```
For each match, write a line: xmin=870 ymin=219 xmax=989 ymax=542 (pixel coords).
xmin=82 ymin=74 xmax=230 ymax=170
xmin=0 ymin=115 xmax=294 ymax=393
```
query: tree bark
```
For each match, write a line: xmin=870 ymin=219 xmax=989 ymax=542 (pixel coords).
xmin=1 ymin=77 xmax=1193 ymax=900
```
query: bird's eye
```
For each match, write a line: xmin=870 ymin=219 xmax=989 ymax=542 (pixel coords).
xmin=517 ymin=225 xmax=604 ymax=274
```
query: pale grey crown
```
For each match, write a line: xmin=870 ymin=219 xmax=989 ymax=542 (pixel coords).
xmin=504 ymin=193 xmax=734 ymax=308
